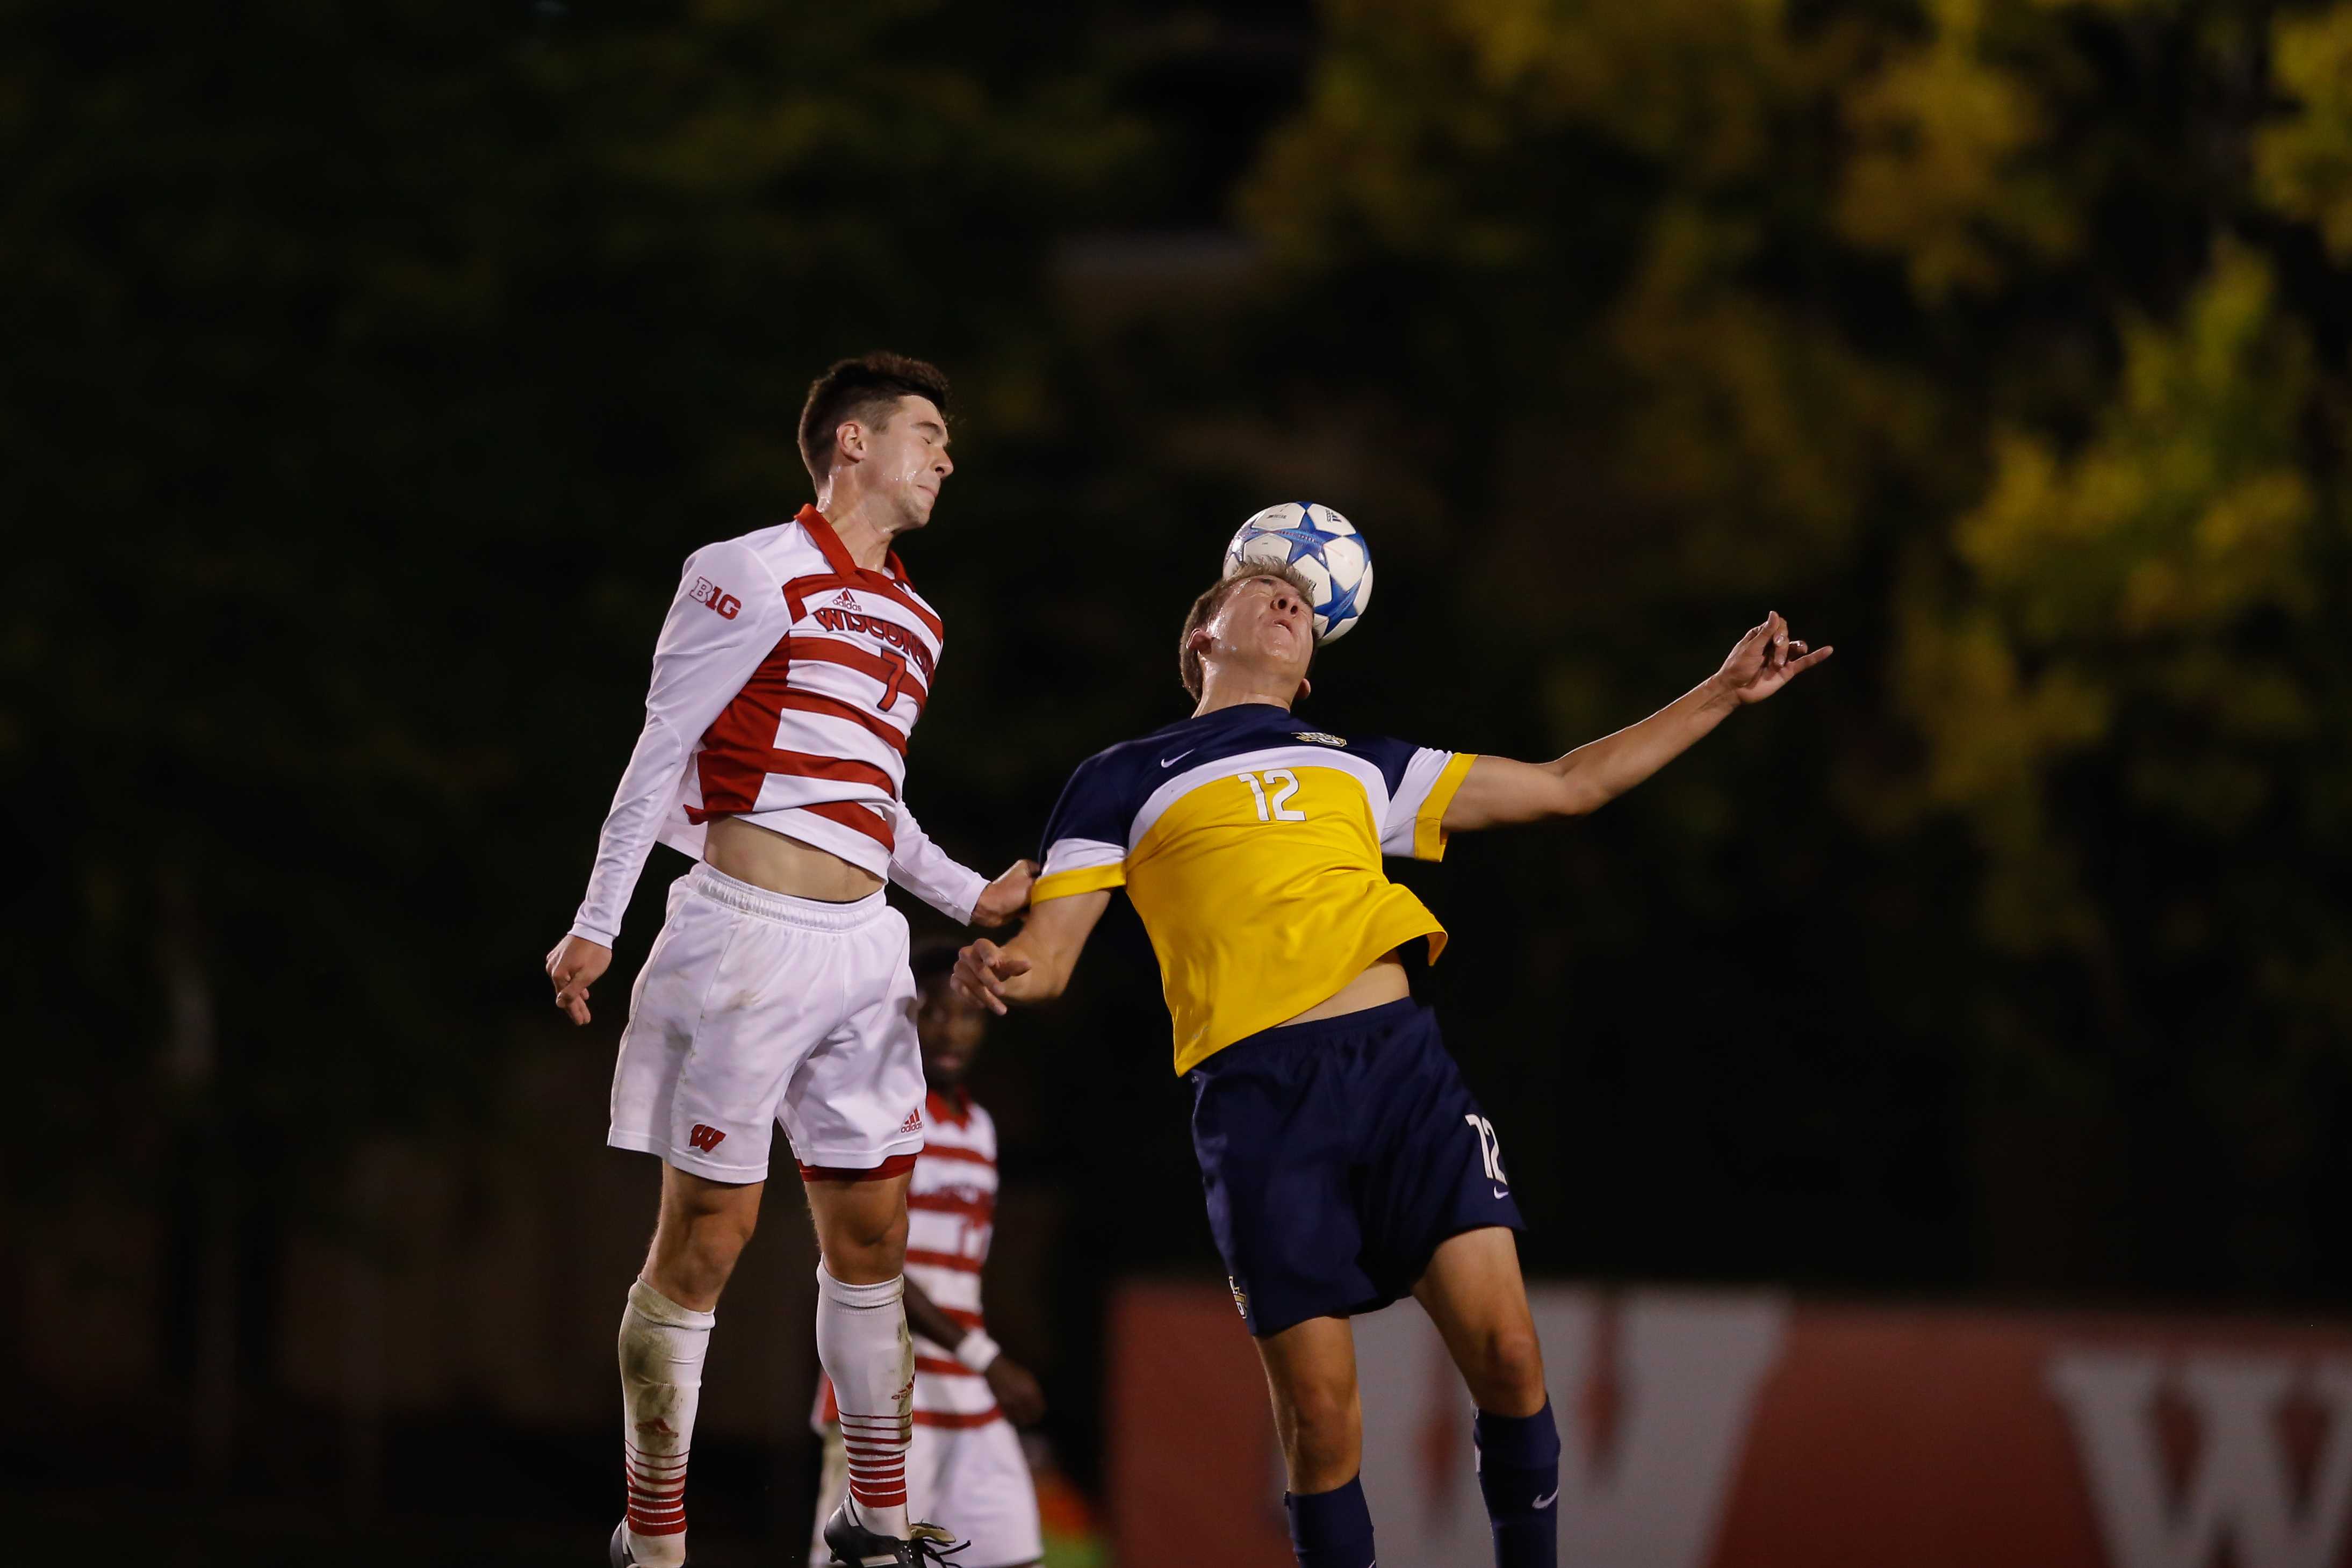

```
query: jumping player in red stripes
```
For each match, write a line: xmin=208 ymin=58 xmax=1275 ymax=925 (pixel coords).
xmin=544 ymin=354 xmax=1035 ymax=1568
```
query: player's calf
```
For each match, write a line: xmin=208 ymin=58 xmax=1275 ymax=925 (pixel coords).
xmin=807 ymin=1173 xmax=918 ymax=1543
xmin=1413 ymin=1229 xmax=1557 ymax=1567
xmin=610 ymin=1166 xmax=764 ymax=1567
xmin=615 ymin=1279 xmax=715 ymax=1568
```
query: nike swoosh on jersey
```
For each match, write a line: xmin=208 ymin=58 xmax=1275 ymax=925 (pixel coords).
xmin=1160 ymin=747 xmax=1197 ymax=767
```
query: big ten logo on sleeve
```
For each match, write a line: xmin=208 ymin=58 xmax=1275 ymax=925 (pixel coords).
xmin=689 ymin=577 xmax=742 ymax=620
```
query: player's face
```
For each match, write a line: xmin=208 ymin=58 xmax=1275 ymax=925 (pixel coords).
xmin=860 ymin=394 xmax=952 ymax=530
xmin=1206 ymin=574 xmax=1314 ymax=686
xmin=916 ymin=976 xmax=987 ymax=1088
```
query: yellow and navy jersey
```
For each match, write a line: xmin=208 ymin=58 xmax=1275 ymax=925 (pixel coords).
xmin=1031 ymin=702 xmax=1477 ymax=1074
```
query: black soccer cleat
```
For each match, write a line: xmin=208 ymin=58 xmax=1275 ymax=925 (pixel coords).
xmin=608 ymin=1520 xmax=689 ymax=1567
xmin=821 ymin=1502 xmax=965 ymax=1566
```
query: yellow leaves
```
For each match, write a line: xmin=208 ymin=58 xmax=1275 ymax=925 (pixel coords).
xmin=1888 ymin=243 xmax=2328 ymax=949
xmin=1955 ymin=245 xmax=2315 ymax=641
xmin=2255 ymin=5 xmax=2352 ymax=260
xmin=1836 ymin=0 xmax=2077 ymax=299
xmin=1881 ymin=595 xmax=2111 ymax=954
xmin=1895 ymin=602 xmax=2112 ymax=812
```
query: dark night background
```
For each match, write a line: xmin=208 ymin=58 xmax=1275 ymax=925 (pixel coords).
xmin=9 ymin=0 xmax=2352 ymax=1562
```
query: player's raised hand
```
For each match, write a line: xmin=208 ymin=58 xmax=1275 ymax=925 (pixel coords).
xmin=972 ymin=859 xmax=1040 ymax=928
xmin=1713 ymin=610 xmax=1832 ymax=706
xmin=953 ymin=938 xmax=1030 ymax=1016
xmin=545 ymin=934 xmax=612 ymax=1026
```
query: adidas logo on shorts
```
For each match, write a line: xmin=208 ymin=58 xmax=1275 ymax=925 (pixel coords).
xmin=900 ymin=1108 xmax=923 ymax=1134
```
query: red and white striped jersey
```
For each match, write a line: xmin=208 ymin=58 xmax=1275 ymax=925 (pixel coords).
xmin=816 ymin=1089 xmax=1003 ymax=1430
xmin=570 ymin=505 xmax=985 ymax=945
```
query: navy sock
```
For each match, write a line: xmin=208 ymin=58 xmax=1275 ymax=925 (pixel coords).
xmin=1285 ymin=1476 xmax=1376 ymax=1568
xmin=1474 ymin=1401 xmax=1560 ymax=1568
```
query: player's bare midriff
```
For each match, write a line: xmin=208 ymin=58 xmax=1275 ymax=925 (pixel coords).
xmin=1277 ymin=950 xmax=1412 ymax=1027
xmin=705 ymin=814 xmax=886 ymax=903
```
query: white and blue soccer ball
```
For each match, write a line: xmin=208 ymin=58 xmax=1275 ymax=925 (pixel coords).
xmin=1222 ymin=502 xmax=1374 ymax=643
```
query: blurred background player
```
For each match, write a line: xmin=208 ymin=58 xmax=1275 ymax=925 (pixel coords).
xmin=542 ymin=354 xmax=1036 ymax=1568
xmin=810 ymin=943 xmax=1049 ymax=1568
xmin=955 ymin=565 xmax=1828 ymax=1568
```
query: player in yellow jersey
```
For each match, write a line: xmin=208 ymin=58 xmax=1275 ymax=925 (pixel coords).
xmin=954 ymin=565 xmax=1830 ymax=1568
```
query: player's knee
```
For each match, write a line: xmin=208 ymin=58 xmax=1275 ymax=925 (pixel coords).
xmin=818 ymin=1206 xmax=908 ymax=1281
xmin=651 ymin=1204 xmax=758 ymax=1300
xmin=1471 ymin=1324 xmax=1547 ymax=1414
xmin=1278 ymin=1376 xmax=1361 ymax=1477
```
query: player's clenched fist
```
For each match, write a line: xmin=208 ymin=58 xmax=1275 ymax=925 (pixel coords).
xmin=953 ymin=938 xmax=1030 ymax=1016
xmin=545 ymin=934 xmax=612 ymax=1026
xmin=972 ymin=859 xmax=1040 ymax=928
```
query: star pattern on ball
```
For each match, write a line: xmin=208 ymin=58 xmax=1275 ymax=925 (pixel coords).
xmin=1255 ymin=504 xmax=1334 ymax=568
xmin=1315 ymin=569 xmax=1363 ymax=631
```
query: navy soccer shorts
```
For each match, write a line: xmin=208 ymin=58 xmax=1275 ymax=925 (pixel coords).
xmin=1186 ymin=998 xmax=1524 ymax=1338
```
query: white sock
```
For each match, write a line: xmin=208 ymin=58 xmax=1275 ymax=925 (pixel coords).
xmin=617 ymin=1279 xmax=715 ymax=1568
xmin=816 ymin=1264 xmax=914 ymax=1540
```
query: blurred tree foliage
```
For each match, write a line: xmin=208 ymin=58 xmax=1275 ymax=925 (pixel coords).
xmin=9 ymin=0 xmax=2352 ymax=1452
xmin=1237 ymin=0 xmax=2352 ymax=1294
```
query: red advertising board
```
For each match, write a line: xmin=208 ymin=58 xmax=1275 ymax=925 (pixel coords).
xmin=1109 ymin=1283 xmax=2352 ymax=1568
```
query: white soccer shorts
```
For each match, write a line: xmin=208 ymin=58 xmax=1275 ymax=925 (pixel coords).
xmin=815 ymin=1416 xmax=1044 ymax=1568
xmin=608 ymin=864 xmax=927 ymax=1184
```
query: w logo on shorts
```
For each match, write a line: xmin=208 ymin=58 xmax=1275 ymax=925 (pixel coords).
xmin=687 ymin=1124 xmax=727 ymax=1153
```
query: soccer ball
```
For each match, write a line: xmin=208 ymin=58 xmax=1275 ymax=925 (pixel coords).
xmin=1222 ymin=502 xmax=1374 ymax=643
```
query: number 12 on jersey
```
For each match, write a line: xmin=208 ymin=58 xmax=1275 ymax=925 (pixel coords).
xmin=1238 ymin=769 xmax=1306 ymax=822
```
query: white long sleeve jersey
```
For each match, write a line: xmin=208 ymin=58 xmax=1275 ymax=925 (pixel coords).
xmin=569 ymin=505 xmax=986 ymax=945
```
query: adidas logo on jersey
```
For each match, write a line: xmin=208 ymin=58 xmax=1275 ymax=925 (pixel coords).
xmin=1292 ymin=731 xmax=1348 ymax=747
xmin=833 ymin=589 xmax=860 ymax=609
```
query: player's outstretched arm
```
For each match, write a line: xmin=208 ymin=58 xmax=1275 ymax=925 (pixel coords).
xmin=953 ymin=887 xmax=1112 ymax=1015
xmin=1444 ymin=610 xmax=1831 ymax=832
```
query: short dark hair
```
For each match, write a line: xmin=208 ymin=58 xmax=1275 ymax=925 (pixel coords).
xmin=1177 ymin=563 xmax=1318 ymax=701
xmin=910 ymin=940 xmax=962 ymax=991
xmin=797 ymin=353 xmax=952 ymax=485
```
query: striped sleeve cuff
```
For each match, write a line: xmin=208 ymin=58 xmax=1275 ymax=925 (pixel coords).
xmin=1413 ymin=752 xmax=1478 ymax=861
xmin=1034 ymin=837 xmax=1125 ymax=902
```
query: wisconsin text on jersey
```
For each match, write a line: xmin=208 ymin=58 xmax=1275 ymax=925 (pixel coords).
xmin=1032 ymin=702 xmax=1473 ymax=1071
